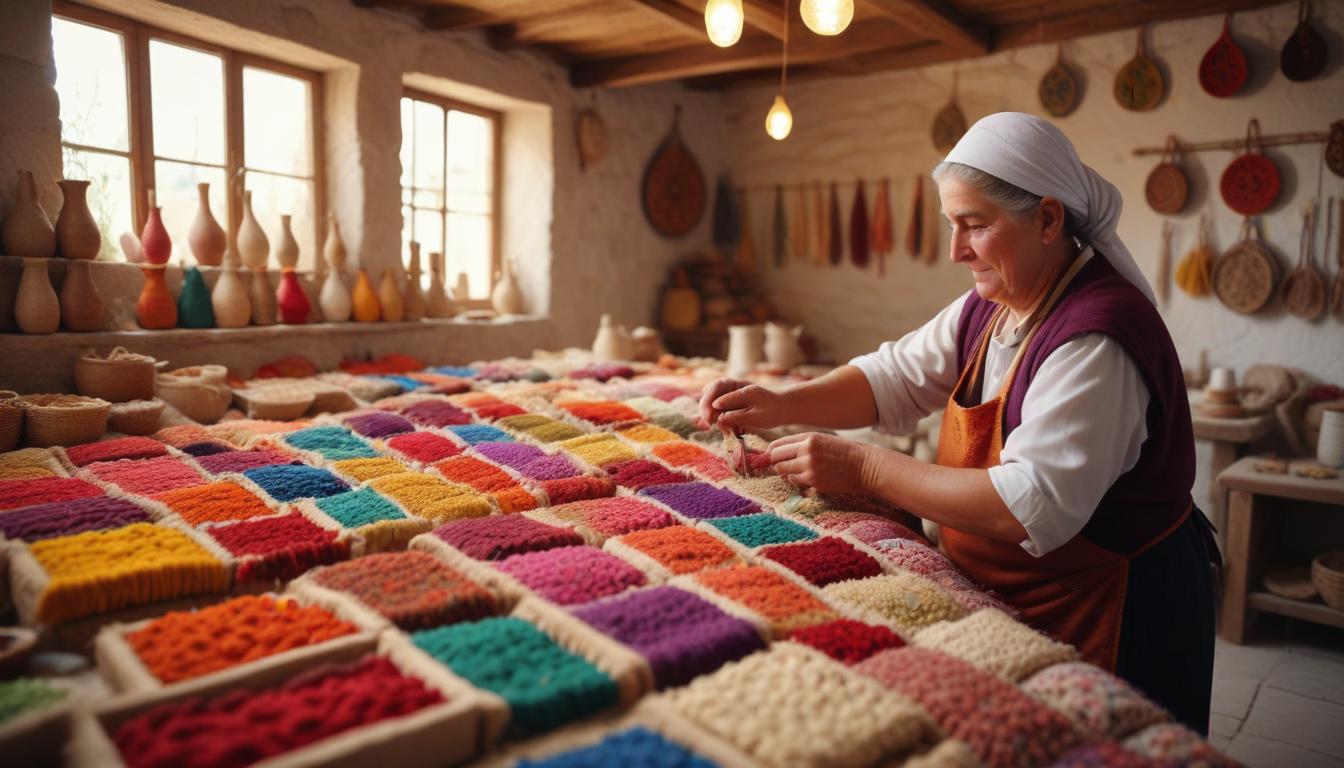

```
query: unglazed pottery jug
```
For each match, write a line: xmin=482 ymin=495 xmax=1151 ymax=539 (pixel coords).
xmin=425 ymin=251 xmax=452 ymax=318
xmin=319 ymin=216 xmax=351 ymax=322
xmin=2 ymin=171 xmax=55 ymax=258
xmin=56 ymin=180 xmax=101 ymax=260
xmin=238 ymin=191 xmax=269 ymax=271
xmin=764 ymin=322 xmax=804 ymax=370
xmin=60 ymin=259 xmax=105 ymax=331
xmin=351 ymin=268 xmax=380 ymax=322
xmin=188 ymin=182 xmax=226 ymax=266
xmin=274 ymin=214 xmax=299 ymax=269
xmin=15 ymin=258 xmax=59 ymax=333
xmin=591 ymin=314 xmax=631 ymax=362
xmin=212 ymin=246 xmax=251 ymax=328
xmin=491 ymin=259 xmax=524 ymax=315
xmin=249 ymin=269 xmax=277 ymax=326
xmin=726 ymin=323 xmax=765 ymax=378
xmin=378 ymin=268 xmax=405 ymax=322
xmin=403 ymin=241 xmax=425 ymax=321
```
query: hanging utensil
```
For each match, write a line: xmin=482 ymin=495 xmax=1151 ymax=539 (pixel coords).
xmin=931 ymin=73 xmax=968 ymax=155
xmin=1157 ymin=220 xmax=1173 ymax=306
xmin=870 ymin=178 xmax=893 ymax=277
xmin=712 ymin=175 xmax=741 ymax=255
xmin=1115 ymin=27 xmax=1165 ymax=111
xmin=905 ymin=175 xmax=923 ymax=259
xmin=790 ymin=185 xmax=808 ymax=263
xmin=735 ymin=188 xmax=755 ymax=272
xmin=642 ymin=106 xmax=706 ymax=238
xmin=1332 ymin=198 xmax=1344 ymax=319
xmin=827 ymin=182 xmax=843 ymax=267
xmin=1176 ymin=212 xmax=1214 ymax=297
xmin=1199 ymin=14 xmax=1249 ymax=98
xmin=1039 ymin=44 xmax=1081 ymax=118
xmin=812 ymin=182 xmax=828 ymax=267
xmin=575 ymin=93 xmax=608 ymax=170
xmin=850 ymin=180 xmax=870 ymax=268
xmin=772 ymin=186 xmax=787 ymax=269
xmin=1213 ymin=218 xmax=1279 ymax=314
xmin=1146 ymin=136 xmax=1189 ymax=215
xmin=1326 ymin=120 xmax=1344 ymax=179
xmin=1281 ymin=0 xmax=1327 ymax=82
xmin=921 ymin=180 xmax=942 ymax=265
xmin=1283 ymin=202 xmax=1326 ymax=319
xmin=1221 ymin=119 xmax=1281 ymax=216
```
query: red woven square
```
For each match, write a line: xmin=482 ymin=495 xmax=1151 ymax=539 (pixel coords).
xmin=385 ymin=431 xmax=464 ymax=463
xmin=208 ymin=512 xmax=347 ymax=582
xmin=66 ymin=437 xmax=168 ymax=467
xmin=539 ymin=476 xmax=616 ymax=504
xmin=0 ymin=476 xmax=103 ymax=511
xmin=561 ymin=401 xmax=645 ymax=425
xmin=88 ymin=456 xmax=206 ymax=496
xmin=761 ymin=536 xmax=883 ymax=587
xmin=788 ymin=619 xmax=905 ymax=664
xmin=605 ymin=459 xmax=693 ymax=490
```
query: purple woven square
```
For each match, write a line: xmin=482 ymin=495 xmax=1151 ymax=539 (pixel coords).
xmin=571 ymin=586 xmax=763 ymax=688
xmin=195 ymin=449 xmax=296 ymax=476
xmin=433 ymin=515 xmax=583 ymax=560
xmin=401 ymin=400 xmax=473 ymax=428
xmin=343 ymin=411 xmax=416 ymax=438
xmin=518 ymin=454 xmax=582 ymax=481
xmin=473 ymin=441 xmax=545 ymax=470
xmin=180 ymin=441 xmax=233 ymax=457
xmin=638 ymin=483 xmax=760 ymax=520
xmin=0 ymin=496 xmax=150 ymax=542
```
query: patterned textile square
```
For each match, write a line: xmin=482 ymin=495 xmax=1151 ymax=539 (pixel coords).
xmin=497 ymin=414 xmax=584 ymax=443
xmin=706 ymin=513 xmax=818 ymax=548
xmin=544 ymin=497 xmax=675 ymax=542
xmin=342 ymin=411 xmax=416 ymax=438
xmin=514 ymin=727 xmax=719 ymax=768
xmin=244 ymin=464 xmax=350 ymax=503
xmin=0 ymin=476 xmax=103 ymax=511
xmin=384 ymin=431 xmax=464 ymax=464
xmin=307 ymin=550 xmax=498 ymax=629
xmin=155 ymin=481 xmax=277 ymax=526
xmin=206 ymin=512 xmax=348 ymax=581
xmin=557 ymin=434 xmax=636 ymax=468
xmin=609 ymin=525 xmax=738 ymax=576
xmin=64 ymin=436 xmax=168 ymax=467
xmin=329 ymin=457 xmax=409 ymax=482
xmin=432 ymin=515 xmax=583 ymax=560
xmin=194 ymin=448 xmax=296 ymax=476
xmin=283 ymin=425 xmax=379 ymax=460
xmin=787 ymin=619 xmax=905 ymax=665
xmin=400 ymin=399 xmax=473 ymax=427
xmin=693 ymin=565 xmax=835 ymax=633
xmin=495 ymin=545 xmax=646 ymax=605
xmin=366 ymin=472 xmax=493 ymax=521
xmin=761 ymin=536 xmax=884 ymax=587
xmin=605 ymin=459 xmax=693 ymax=490
xmin=0 ymin=495 xmax=150 ymax=542
xmin=639 ymin=483 xmax=760 ymax=520
xmin=86 ymin=456 xmax=206 ymax=496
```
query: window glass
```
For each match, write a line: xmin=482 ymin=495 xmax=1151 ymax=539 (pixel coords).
xmin=149 ymin=40 xmax=225 ymax=165
xmin=52 ymin=18 xmax=130 ymax=151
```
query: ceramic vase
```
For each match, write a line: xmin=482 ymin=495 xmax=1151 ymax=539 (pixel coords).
xmin=136 ymin=265 xmax=177 ymax=329
xmin=491 ymin=259 xmax=523 ymax=315
xmin=237 ymin=191 xmax=269 ymax=271
xmin=188 ymin=183 xmax=226 ymax=266
xmin=177 ymin=266 xmax=214 ymax=328
xmin=324 ymin=216 xmax=347 ymax=271
xmin=249 ymin=269 xmax=276 ymax=325
xmin=55 ymin=180 xmax=101 ymax=260
xmin=351 ymin=268 xmax=380 ymax=322
xmin=591 ymin=314 xmax=631 ymax=362
xmin=60 ymin=259 xmax=105 ymax=331
xmin=140 ymin=193 xmax=172 ymax=265
xmin=15 ymin=258 xmax=59 ymax=333
xmin=277 ymin=269 xmax=310 ymax=324
xmin=378 ymin=268 xmax=405 ymax=322
xmin=726 ymin=324 xmax=765 ymax=378
xmin=274 ymin=214 xmax=299 ymax=269
xmin=764 ymin=322 xmax=804 ymax=369
xmin=453 ymin=272 xmax=470 ymax=306
xmin=425 ymin=251 xmax=452 ymax=318
xmin=212 ymin=248 xmax=251 ymax=328
xmin=1319 ymin=409 xmax=1344 ymax=469
xmin=318 ymin=216 xmax=351 ymax=322
xmin=403 ymin=241 xmax=425 ymax=321
xmin=2 ymin=171 xmax=56 ymax=258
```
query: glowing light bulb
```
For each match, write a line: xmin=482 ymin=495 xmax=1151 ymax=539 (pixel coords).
xmin=705 ymin=0 xmax=744 ymax=47
xmin=765 ymin=94 xmax=793 ymax=140
xmin=800 ymin=0 xmax=854 ymax=36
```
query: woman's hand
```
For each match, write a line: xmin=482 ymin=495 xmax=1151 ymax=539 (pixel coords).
xmin=699 ymin=378 xmax=789 ymax=431
xmin=767 ymin=432 xmax=875 ymax=495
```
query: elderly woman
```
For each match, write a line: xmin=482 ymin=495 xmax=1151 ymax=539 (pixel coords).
xmin=702 ymin=113 xmax=1218 ymax=734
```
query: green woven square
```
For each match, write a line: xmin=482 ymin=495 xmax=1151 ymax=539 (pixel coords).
xmin=707 ymin=513 xmax=818 ymax=548
xmin=316 ymin=488 xmax=406 ymax=528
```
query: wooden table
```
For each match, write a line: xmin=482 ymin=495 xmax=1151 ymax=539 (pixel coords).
xmin=1217 ymin=456 xmax=1344 ymax=643
xmin=1192 ymin=412 xmax=1276 ymax=542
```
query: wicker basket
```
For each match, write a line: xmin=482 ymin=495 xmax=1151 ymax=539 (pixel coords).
xmin=157 ymin=367 xmax=232 ymax=424
xmin=73 ymin=347 xmax=159 ymax=403
xmin=108 ymin=398 xmax=165 ymax=436
xmin=0 ymin=391 xmax=23 ymax=452
xmin=242 ymin=385 xmax=315 ymax=421
xmin=1311 ymin=551 xmax=1344 ymax=611
xmin=19 ymin=394 xmax=110 ymax=448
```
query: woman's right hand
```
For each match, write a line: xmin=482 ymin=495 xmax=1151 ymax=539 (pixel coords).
xmin=699 ymin=378 xmax=788 ymax=431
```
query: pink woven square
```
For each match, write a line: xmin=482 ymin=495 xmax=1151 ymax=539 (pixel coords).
xmin=88 ymin=456 xmax=207 ymax=496
xmin=65 ymin=437 xmax=169 ymax=467
xmin=494 ymin=546 xmax=646 ymax=605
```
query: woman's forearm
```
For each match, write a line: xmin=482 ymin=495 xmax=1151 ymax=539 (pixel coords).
xmin=857 ymin=446 xmax=1028 ymax=544
xmin=777 ymin=365 xmax=880 ymax=430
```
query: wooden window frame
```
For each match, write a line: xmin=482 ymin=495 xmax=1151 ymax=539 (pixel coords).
xmin=401 ymin=86 xmax=502 ymax=309
xmin=52 ymin=0 xmax=325 ymax=268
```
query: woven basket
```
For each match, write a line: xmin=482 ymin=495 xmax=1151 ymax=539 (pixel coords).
xmin=73 ymin=347 xmax=159 ymax=403
xmin=242 ymin=385 xmax=315 ymax=421
xmin=157 ymin=366 xmax=232 ymax=424
xmin=19 ymin=393 xmax=110 ymax=448
xmin=108 ymin=398 xmax=165 ymax=436
xmin=0 ymin=391 xmax=23 ymax=452
xmin=1311 ymin=551 xmax=1344 ymax=611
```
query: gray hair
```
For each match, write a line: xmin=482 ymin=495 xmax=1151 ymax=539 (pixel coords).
xmin=931 ymin=161 xmax=1081 ymax=239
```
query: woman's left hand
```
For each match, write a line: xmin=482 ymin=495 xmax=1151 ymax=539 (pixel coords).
xmin=767 ymin=432 xmax=874 ymax=494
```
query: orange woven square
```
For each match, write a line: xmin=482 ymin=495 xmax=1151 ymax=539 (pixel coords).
xmin=617 ymin=423 xmax=681 ymax=444
xmin=155 ymin=481 xmax=275 ymax=525
xmin=560 ymin=401 xmax=645 ymax=426
xmin=617 ymin=525 xmax=738 ymax=575
xmin=432 ymin=456 xmax=518 ymax=492
xmin=652 ymin=441 xmax=733 ymax=481
xmin=695 ymin=565 xmax=833 ymax=621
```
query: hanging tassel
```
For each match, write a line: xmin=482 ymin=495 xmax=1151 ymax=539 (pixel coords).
xmin=735 ymin=188 xmax=755 ymax=272
xmin=712 ymin=175 xmax=741 ymax=255
xmin=791 ymin=186 xmax=808 ymax=263
xmin=812 ymin=182 xmax=828 ymax=267
xmin=850 ymin=180 xmax=870 ymax=268
xmin=870 ymin=178 xmax=893 ymax=277
xmin=921 ymin=177 xmax=942 ymax=264
xmin=772 ymin=185 xmax=787 ymax=269
xmin=828 ymin=182 xmax=843 ymax=267
xmin=905 ymin=175 xmax=923 ymax=259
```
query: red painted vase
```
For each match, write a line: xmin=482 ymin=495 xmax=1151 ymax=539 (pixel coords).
xmin=276 ymin=268 xmax=311 ymax=324
xmin=140 ymin=205 xmax=172 ymax=265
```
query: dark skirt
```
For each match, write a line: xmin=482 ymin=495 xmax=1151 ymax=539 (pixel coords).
xmin=1114 ymin=509 xmax=1220 ymax=736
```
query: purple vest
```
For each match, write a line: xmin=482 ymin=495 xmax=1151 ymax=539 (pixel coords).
xmin=955 ymin=255 xmax=1195 ymax=555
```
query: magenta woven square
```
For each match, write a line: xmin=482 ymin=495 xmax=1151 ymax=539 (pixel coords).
xmin=432 ymin=515 xmax=583 ymax=560
xmin=0 ymin=495 xmax=150 ymax=542
xmin=605 ymin=459 xmax=693 ymax=490
xmin=638 ymin=482 xmax=760 ymax=520
xmin=194 ymin=449 xmax=297 ymax=476
xmin=400 ymin=400 xmax=473 ymax=427
xmin=494 ymin=545 xmax=646 ymax=605
xmin=343 ymin=411 xmax=416 ymax=438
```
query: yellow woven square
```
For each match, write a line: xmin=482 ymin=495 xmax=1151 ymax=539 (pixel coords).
xmin=367 ymin=472 xmax=492 ymax=521
xmin=557 ymin=434 xmax=636 ymax=468
xmin=616 ymin=423 xmax=681 ymax=444
xmin=0 ymin=448 xmax=58 ymax=479
xmin=330 ymin=457 xmax=409 ymax=482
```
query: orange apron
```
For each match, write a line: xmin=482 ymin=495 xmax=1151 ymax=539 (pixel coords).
xmin=936 ymin=258 xmax=1190 ymax=670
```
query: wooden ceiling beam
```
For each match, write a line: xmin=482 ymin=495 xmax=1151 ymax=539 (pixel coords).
xmin=863 ymin=0 xmax=988 ymax=53
xmin=419 ymin=5 xmax=508 ymax=31
xmin=628 ymin=0 xmax=710 ymax=39
xmin=992 ymin=0 xmax=1279 ymax=51
xmin=740 ymin=0 xmax=787 ymax=40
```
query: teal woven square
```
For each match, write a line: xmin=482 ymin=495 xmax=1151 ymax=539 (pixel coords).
xmin=707 ymin=513 xmax=818 ymax=548
xmin=316 ymin=488 xmax=407 ymax=528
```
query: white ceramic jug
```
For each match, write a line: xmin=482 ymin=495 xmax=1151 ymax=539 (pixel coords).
xmin=726 ymin=323 xmax=764 ymax=378
xmin=764 ymin=322 xmax=804 ymax=369
xmin=592 ymin=314 xmax=631 ymax=362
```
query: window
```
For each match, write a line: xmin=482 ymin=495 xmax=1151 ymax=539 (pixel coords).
xmin=400 ymin=89 xmax=500 ymax=303
xmin=51 ymin=2 xmax=323 ymax=267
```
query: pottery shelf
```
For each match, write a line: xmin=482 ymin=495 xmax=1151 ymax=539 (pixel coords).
xmin=0 ymin=316 xmax=544 ymax=341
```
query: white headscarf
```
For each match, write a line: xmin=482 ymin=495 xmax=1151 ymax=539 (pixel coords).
xmin=943 ymin=112 xmax=1156 ymax=304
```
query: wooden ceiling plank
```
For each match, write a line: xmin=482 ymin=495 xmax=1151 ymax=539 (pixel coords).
xmin=741 ymin=0 xmax=787 ymax=40
xmin=419 ymin=5 xmax=508 ymax=30
xmin=629 ymin=0 xmax=709 ymax=39
xmin=863 ymin=0 xmax=988 ymax=52
xmin=992 ymin=0 xmax=1279 ymax=51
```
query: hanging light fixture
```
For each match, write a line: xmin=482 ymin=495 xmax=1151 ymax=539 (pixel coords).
xmin=704 ymin=0 xmax=744 ymax=47
xmin=764 ymin=0 xmax=792 ymax=140
xmin=800 ymin=0 xmax=853 ymax=36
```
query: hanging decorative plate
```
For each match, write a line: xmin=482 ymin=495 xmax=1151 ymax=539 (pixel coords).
xmin=1281 ymin=0 xmax=1327 ymax=82
xmin=641 ymin=106 xmax=706 ymax=239
xmin=1326 ymin=120 xmax=1344 ymax=179
xmin=1213 ymin=218 xmax=1279 ymax=314
xmin=1145 ymin=136 xmax=1189 ymax=215
xmin=1220 ymin=119 xmax=1281 ymax=216
xmin=1039 ymin=46 xmax=1081 ymax=118
xmin=575 ymin=96 xmax=608 ymax=171
xmin=1199 ymin=15 xmax=1248 ymax=98
xmin=931 ymin=75 xmax=967 ymax=156
xmin=1114 ymin=28 xmax=1164 ymax=112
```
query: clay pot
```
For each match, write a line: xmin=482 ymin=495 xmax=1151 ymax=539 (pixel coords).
xmin=274 ymin=214 xmax=299 ymax=269
xmin=425 ymin=251 xmax=453 ymax=318
xmin=453 ymin=272 xmax=470 ymax=305
xmin=491 ymin=259 xmax=523 ymax=315
xmin=140 ymin=194 xmax=172 ymax=265
xmin=188 ymin=183 xmax=226 ymax=266
xmin=238 ymin=191 xmax=269 ymax=271
xmin=177 ymin=266 xmax=214 ymax=328
xmin=60 ymin=259 xmax=105 ymax=332
xmin=0 ymin=260 xmax=19 ymax=331
xmin=378 ymin=268 xmax=405 ymax=322
xmin=319 ymin=266 xmax=351 ymax=323
xmin=323 ymin=216 xmax=347 ymax=271
xmin=277 ymin=268 xmax=310 ymax=324
xmin=136 ymin=265 xmax=177 ymax=330
xmin=591 ymin=314 xmax=631 ymax=361
xmin=249 ymin=268 xmax=277 ymax=325
xmin=15 ymin=258 xmax=59 ymax=334
xmin=56 ymin=180 xmax=102 ymax=260
xmin=211 ymin=255 xmax=250 ymax=328
xmin=764 ymin=322 xmax=804 ymax=369
xmin=351 ymin=268 xmax=380 ymax=322
xmin=403 ymin=241 xmax=425 ymax=322
xmin=2 ymin=171 xmax=56 ymax=258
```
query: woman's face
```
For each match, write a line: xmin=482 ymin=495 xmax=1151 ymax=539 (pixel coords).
xmin=937 ymin=176 xmax=1060 ymax=310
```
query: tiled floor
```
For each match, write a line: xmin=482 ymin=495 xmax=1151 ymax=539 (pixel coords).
xmin=1210 ymin=622 xmax=1344 ymax=767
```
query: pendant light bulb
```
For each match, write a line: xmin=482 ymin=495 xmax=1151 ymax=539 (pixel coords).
xmin=705 ymin=0 xmax=744 ymax=47
xmin=765 ymin=94 xmax=793 ymax=141
xmin=800 ymin=0 xmax=854 ymax=36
